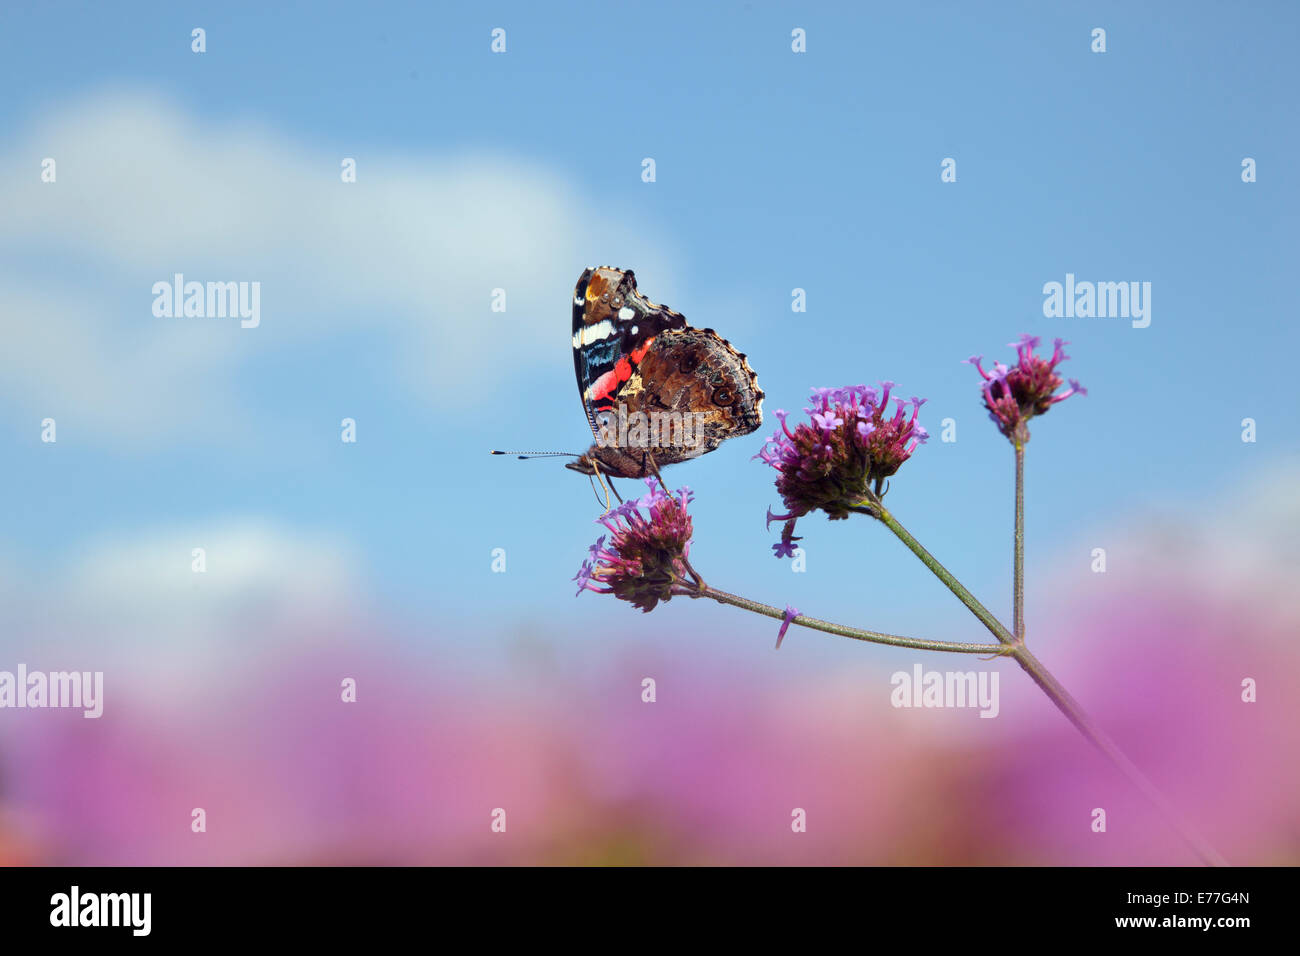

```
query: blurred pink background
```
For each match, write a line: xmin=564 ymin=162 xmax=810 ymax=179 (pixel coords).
xmin=2 ymin=467 xmax=1296 ymax=866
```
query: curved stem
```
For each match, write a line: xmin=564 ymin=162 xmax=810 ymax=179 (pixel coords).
xmin=1010 ymin=644 xmax=1228 ymax=867
xmin=862 ymin=497 xmax=1228 ymax=867
xmin=859 ymin=503 xmax=1016 ymax=646
xmin=686 ymin=583 xmax=1010 ymax=656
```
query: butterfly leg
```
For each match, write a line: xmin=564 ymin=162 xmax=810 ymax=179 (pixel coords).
xmin=643 ymin=450 xmax=671 ymax=498
xmin=642 ymin=449 xmax=706 ymax=589
xmin=588 ymin=459 xmax=623 ymax=514
xmin=586 ymin=472 xmax=606 ymax=512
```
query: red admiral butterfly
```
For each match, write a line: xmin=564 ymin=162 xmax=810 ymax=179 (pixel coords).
xmin=566 ymin=266 xmax=763 ymax=480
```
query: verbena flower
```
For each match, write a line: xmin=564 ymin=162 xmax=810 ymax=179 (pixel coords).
xmin=574 ymin=479 xmax=694 ymax=612
xmin=966 ymin=335 xmax=1085 ymax=443
xmin=775 ymin=605 xmax=800 ymax=649
xmin=757 ymin=384 xmax=927 ymax=557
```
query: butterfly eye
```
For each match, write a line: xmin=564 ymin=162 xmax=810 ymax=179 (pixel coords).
xmin=712 ymin=388 xmax=734 ymax=406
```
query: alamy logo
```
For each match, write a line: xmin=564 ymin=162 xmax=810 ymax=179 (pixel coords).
xmin=890 ymin=664 xmax=999 ymax=717
xmin=0 ymin=665 xmax=103 ymax=718
xmin=595 ymin=402 xmax=708 ymax=451
xmin=1042 ymin=273 xmax=1151 ymax=328
xmin=152 ymin=273 xmax=261 ymax=328
xmin=50 ymin=886 xmax=150 ymax=936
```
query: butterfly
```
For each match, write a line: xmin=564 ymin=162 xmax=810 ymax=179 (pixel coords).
xmin=565 ymin=266 xmax=763 ymax=481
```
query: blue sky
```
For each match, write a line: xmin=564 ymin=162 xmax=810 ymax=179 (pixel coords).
xmin=1 ymin=1 xmax=1297 ymax=676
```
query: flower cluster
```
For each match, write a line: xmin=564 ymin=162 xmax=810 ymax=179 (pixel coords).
xmin=574 ymin=479 xmax=695 ymax=612
xmin=756 ymin=384 xmax=927 ymax=558
xmin=966 ymin=335 xmax=1085 ymax=443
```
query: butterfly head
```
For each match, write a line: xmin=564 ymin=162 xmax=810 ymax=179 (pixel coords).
xmin=565 ymin=453 xmax=599 ymax=476
xmin=565 ymin=444 xmax=652 ymax=480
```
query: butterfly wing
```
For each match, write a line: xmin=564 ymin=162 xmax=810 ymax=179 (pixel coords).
xmin=572 ymin=266 xmax=687 ymax=442
xmin=626 ymin=327 xmax=764 ymax=463
xmin=567 ymin=327 xmax=764 ymax=478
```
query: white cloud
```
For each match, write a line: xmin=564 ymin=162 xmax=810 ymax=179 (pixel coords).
xmin=0 ymin=88 xmax=676 ymax=444
xmin=0 ymin=521 xmax=363 ymax=704
xmin=1044 ymin=459 xmax=1300 ymax=639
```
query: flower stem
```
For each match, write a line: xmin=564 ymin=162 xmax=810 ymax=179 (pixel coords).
xmin=864 ymin=499 xmax=1227 ymax=867
xmin=1014 ymin=441 xmax=1025 ymax=643
xmin=860 ymin=503 xmax=1016 ymax=646
xmin=687 ymin=583 xmax=1010 ymax=656
xmin=1008 ymin=643 xmax=1228 ymax=866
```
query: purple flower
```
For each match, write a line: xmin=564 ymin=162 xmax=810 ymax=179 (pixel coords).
xmin=775 ymin=605 xmax=800 ymax=649
xmin=811 ymin=410 xmax=844 ymax=433
xmin=771 ymin=538 xmax=798 ymax=559
xmin=967 ymin=335 xmax=1085 ymax=443
xmin=574 ymin=481 xmax=695 ymax=612
xmin=572 ymin=559 xmax=596 ymax=597
xmin=756 ymin=384 xmax=927 ymax=555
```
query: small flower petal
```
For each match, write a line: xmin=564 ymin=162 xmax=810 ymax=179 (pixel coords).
xmin=775 ymin=605 xmax=799 ymax=649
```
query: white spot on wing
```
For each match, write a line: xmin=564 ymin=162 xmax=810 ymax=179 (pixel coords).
xmin=573 ymin=319 xmax=615 ymax=349
xmin=618 ymin=307 xmax=635 ymax=320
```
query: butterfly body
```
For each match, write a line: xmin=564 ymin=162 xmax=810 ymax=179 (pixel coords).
xmin=568 ymin=267 xmax=763 ymax=479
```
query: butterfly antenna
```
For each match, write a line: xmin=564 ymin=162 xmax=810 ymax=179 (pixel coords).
xmin=489 ymin=449 xmax=580 ymax=460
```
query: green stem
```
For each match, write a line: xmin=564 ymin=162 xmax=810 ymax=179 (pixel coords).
xmin=862 ymin=504 xmax=1016 ymax=646
xmin=862 ymin=498 xmax=1227 ymax=867
xmin=1009 ymin=643 xmax=1227 ymax=866
xmin=1014 ymin=442 xmax=1025 ymax=642
xmin=688 ymin=584 xmax=1010 ymax=656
